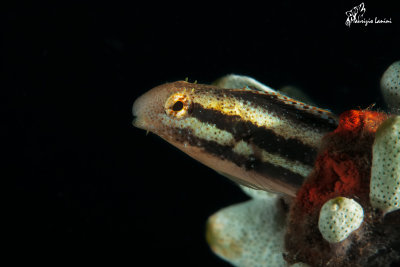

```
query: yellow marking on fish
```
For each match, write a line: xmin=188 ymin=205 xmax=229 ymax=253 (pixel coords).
xmin=192 ymin=90 xmax=326 ymax=148
xmin=260 ymin=149 xmax=313 ymax=178
xmin=232 ymin=140 xmax=254 ymax=157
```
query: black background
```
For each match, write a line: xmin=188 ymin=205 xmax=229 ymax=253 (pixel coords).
xmin=6 ymin=1 xmax=400 ymax=266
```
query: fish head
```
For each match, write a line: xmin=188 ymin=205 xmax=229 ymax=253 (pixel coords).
xmin=133 ymin=81 xmax=202 ymax=144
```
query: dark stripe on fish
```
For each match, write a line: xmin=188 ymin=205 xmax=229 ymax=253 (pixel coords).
xmin=190 ymin=102 xmax=318 ymax=166
xmin=225 ymin=90 xmax=338 ymax=132
xmin=171 ymin=128 xmax=305 ymax=189
xmin=252 ymin=157 xmax=305 ymax=188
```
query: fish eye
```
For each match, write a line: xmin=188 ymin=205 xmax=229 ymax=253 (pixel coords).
xmin=165 ymin=92 xmax=191 ymax=119
xmin=172 ymin=101 xmax=184 ymax=111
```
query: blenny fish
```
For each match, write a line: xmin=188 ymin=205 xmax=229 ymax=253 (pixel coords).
xmin=132 ymin=78 xmax=338 ymax=197
xmin=133 ymin=69 xmax=400 ymax=266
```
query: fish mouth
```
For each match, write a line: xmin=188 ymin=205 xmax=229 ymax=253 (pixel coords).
xmin=132 ymin=98 xmax=145 ymax=129
xmin=132 ymin=111 xmax=152 ymax=131
xmin=132 ymin=115 xmax=147 ymax=130
xmin=132 ymin=115 xmax=138 ymax=127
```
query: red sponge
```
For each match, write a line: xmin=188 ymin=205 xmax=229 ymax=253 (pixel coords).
xmin=295 ymin=110 xmax=387 ymax=214
xmin=285 ymin=110 xmax=392 ymax=266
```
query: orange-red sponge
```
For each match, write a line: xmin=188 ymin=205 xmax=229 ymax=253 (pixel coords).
xmin=284 ymin=110 xmax=389 ymax=266
xmin=295 ymin=110 xmax=388 ymax=214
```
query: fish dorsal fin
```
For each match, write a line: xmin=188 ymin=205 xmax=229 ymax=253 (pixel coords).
xmin=213 ymin=74 xmax=339 ymax=124
xmin=276 ymin=91 xmax=338 ymax=124
xmin=254 ymin=88 xmax=338 ymax=124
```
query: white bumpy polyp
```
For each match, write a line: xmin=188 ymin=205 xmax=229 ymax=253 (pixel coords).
xmin=381 ymin=61 xmax=400 ymax=111
xmin=318 ymin=197 xmax=364 ymax=243
xmin=370 ymin=116 xmax=400 ymax=213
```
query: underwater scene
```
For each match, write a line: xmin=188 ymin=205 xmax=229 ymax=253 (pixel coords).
xmin=7 ymin=1 xmax=400 ymax=266
xmin=133 ymin=64 xmax=400 ymax=266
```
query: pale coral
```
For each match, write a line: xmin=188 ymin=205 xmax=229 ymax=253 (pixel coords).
xmin=206 ymin=187 xmax=287 ymax=267
xmin=370 ymin=115 xmax=400 ymax=213
xmin=318 ymin=197 xmax=364 ymax=243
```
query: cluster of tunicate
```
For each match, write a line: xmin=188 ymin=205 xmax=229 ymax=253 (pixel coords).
xmin=318 ymin=197 xmax=364 ymax=243
xmin=370 ymin=115 xmax=400 ymax=213
xmin=206 ymin=186 xmax=287 ymax=267
xmin=213 ymin=74 xmax=275 ymax=93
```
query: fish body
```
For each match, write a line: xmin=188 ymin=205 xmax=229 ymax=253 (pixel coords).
xmin=133 ymin=80 xmax=338 ymax=196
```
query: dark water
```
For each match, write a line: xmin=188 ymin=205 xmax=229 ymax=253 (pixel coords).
xmin=5 ymin=1 xmax=400 ymax=266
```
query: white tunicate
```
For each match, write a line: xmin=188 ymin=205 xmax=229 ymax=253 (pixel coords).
xmin=239 ymin=185 xmax=278 ymax=200
xmin=318 ymin=197 xmax=364 ymax=243
xmin=206 ymin=196 xmax=287 ymax=267
xmin=213 ymin=74 xmax=276 ymax=93
xmin=370 ymin=116 xmax=400 ymax=213
xmin=279 ymin=85 xmax=316 ymax=105
xmin=381 ymin=61 xmax=400 ymax=112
